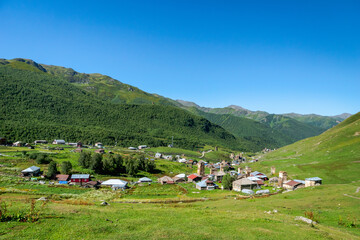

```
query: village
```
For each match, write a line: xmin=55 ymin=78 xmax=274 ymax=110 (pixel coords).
xmin=6 ymin=138 xmax=323 ymax=200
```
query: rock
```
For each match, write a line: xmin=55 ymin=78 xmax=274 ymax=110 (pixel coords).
xmin=37 ymin=197 xmax=47 ymax=201
xmin=294 ymin=216 xmax=317 ymax=225
xmin=273 ymin=209 xmax=278 ymax=213
xmin=101 ymin=201 xmax=109 ymax=206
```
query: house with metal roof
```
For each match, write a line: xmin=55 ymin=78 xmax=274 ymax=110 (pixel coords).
xmin=196 ymin=180 xmax=218 ymax=190
xmin=52 ymin=139 xmax=65 ymax=145
xmin=21 ymin=166 xmax=41 ymax=177
xmin=305 ymin=177 xmax=322 ymax=187
xmin=102 ymin=179 xmax=128 ymax=189
xmin=187 ymin=174 xmax=202 ymax=183
xmin=70 ymin=174 xmax=90 ymax=185
xmin=138 ymin=177 xmax=152 ymax=183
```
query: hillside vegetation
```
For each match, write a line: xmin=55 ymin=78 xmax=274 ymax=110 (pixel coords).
xmin=251 ymin=112 xmax=360 ymax=183
xmin=0 ymin=63 xmax=243 ymax=150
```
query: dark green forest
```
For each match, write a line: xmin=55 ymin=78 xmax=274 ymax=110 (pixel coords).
xmin=0 ymin=64 xmax=248 ymax=150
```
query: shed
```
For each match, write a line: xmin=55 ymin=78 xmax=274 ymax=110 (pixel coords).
xmin=155 ymin=153 xmax=162 ymax=158
xmin=196 ymin=180 xmax=218 ymax=190
xmin=283 ymin=180 xmax=304 ymax=190
xmin=172 ymin=176 xmax=186 ymax=183
xmin=34 ymin=140 xmax=47 ymax=144
xmin=128 ymin=147 xmax=137 ymax=150
xmin=305 ymin=177 xmax=322 ymax=187
xmin=13 ymin=141 xmax=23 ymax=147
xmin=21 ymin=166 xmax=41 ymax=177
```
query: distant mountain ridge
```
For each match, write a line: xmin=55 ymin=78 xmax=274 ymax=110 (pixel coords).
xmin=0 ymin=57 xmax=352 ymax=151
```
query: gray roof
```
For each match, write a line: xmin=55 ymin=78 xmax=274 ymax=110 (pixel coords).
xmin=71 ymin=174 xmax=90 ymax=179
xmin=22 ymin=166 xmax=40 ymax=173
xmin=305 ymin=177 xmax=322 ymax=181
xmin=294 ymin=179 xmax=306 ymax=184
xmin=233 ymin=178 xmax=256 ymax=185
xmin=139 ymin=177 xmax=152 ymax=182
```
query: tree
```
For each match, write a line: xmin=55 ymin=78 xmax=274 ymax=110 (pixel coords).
xmin=90 ymin=153 xmax=103 ymax=173
xmin=36 ymin=154 xmax=52 ymax=164
xmin=102 ymin=154 xmax=124 ymax=175
xmin=60 ymin=161 xmax=72 ymax=175
xmin=124 ymin=157 xmax=138 ymax=176
xmin=137 ymin=155 xmax=156 ymax=173
xmin=46 ymin=161 xmax=57 ymax=179
xmin=78 ymin=152 xmax=91 ymax=168
xmin=222 ymin=174 xmax=236 ymax=190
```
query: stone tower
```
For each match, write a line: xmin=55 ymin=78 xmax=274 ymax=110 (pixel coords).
xmin=271 ymin=166 xmax=276 ymax=175
xmin=278 ymin=171 xmax=288 ymax=187
xmin=245 ymin=166 xmax=252 ymax=177
xmin=197 ymin=161 xmax=205 ymax=176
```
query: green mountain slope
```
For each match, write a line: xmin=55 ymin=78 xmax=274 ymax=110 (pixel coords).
xmin=188 ymin=108 xmax=293 ymax=150
xmin=176 ymin=101 xmax=341 ymax=145
xmin=0 ymin=63 xmax=243 ymax=150
xmin=254 ymin=112 xmax=360 ymax=183
xmin=1 ymin=58 xmax=180 ymax=106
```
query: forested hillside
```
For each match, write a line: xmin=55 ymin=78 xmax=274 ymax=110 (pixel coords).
xmin=0 ymin=64 xmax=243 ymax=150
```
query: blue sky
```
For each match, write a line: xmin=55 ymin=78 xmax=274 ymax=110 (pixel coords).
xmin=1 ymin=0 xmax=359 ymax=115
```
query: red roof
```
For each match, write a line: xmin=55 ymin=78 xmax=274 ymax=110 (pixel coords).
xmin=188 ymin=174 xmax=199 ymax=180
xmin=256 ymin=180 xmax=264 ymax=185
xmin=285 ymin=180 xmax=302 ymax=187
xmin=56 ymin=174 xmax=70 ymax=181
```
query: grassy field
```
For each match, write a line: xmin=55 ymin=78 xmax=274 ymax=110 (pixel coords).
xmin=0 ymin=183 xmax=359 ymax=239
xmin=1 ymin=112 xmax=360 ymax=240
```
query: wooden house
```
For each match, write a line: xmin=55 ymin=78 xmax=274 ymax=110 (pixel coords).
xmin=158 ymin=176 xmax=174 ymax=184
xmin=232 ymin=178 xmax=258 ymax=192
xmin=70 ymin=174 xmax=90 ymax=185
xmin=21 ymin=166 xmax=41 ymax=177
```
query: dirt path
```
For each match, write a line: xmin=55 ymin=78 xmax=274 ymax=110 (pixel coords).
xmin=199 ymin=150 xmax=212 ymax=158
xmin=343 ymin=194 xmax=360 ymax=200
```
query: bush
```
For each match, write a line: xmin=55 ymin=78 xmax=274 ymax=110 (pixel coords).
xmin=60 ymin=161 xmax=72 ymax=175
xmin=36 ymin=154 xmax=52 ymax=164
xmin=46 ymin=161 xmax=58 ymax=179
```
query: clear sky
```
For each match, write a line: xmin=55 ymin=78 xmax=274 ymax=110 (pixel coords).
xmin=1 ymin=0 xmax=359 ymax=115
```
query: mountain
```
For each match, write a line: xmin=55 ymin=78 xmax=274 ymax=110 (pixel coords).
xmin=1 ymin=58 xmax=180 ymax=106
xmin=0 ymin=61 xmax=243 ymax=150
xmin=257 ymin=112 xmax=360 ymax=184
xmin=176 ymin=101 xmax=331 ymax=146
xmin=188 ymin=108 xmax=293 ymax=150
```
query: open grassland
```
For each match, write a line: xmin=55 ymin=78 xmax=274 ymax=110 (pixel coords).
xmin=246 ymin=112 xmax=360 ymax=184
xmin=0 ymin=183 xmax=359 ymax=240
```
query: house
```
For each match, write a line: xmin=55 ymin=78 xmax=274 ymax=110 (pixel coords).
xmin=138 ymin=177 xmax=152 ymax=183
xmin=178 ymin=158 xmax=187 ymax=163
xmin=56 ymin=174 xmax=70 ymax=183
xmin=77 ymin=141 xmax=83 ymax=148
xmin=172 ymin=176 xmax=186 ymax=183
xmin=250 ymin=171 xmax=268 ymax=181
xmin=232 ymin=178 xmax=258 ymax=192
xmin=94 ymin=149 xmax=105 ymax=154
xmin=21 ymin=166 xmax=41 ymax=177
xmin=283 ymin=180 xmax=304 ymax=190
xmin=175 ymin=173 xmax=186 ymax=178
xmin=68 ymin=142 xmax=77 ymax=147
xmin=212 ymin=170 xmax=226 ymax=182
xmin=34 ymin=140 xmax=47 ymax=144
xmin=138 ymin=145 xmax=148 ymax=150
xmin=128 ymin=147 xmax=137 ymax=150
xmin=187 ymin=174 xmax=202 ymax=183
xmin=53 ymin=139 xmax=65 ymax=145
xmin=102 ymin=179 xmax=128 ymax=189
xmin=196 ymin=180 xmax=218 ymax=190
xmin=305 ymin=177 xmax=322 ymax=187
xmin=95 ymin=142 xmax=103 ymax=148
xmin=70 ymin=174 xmax=90 ymax=185
xmin=155 ymin=153 xmax=162 ymax=158
xmin=158 ymin=176 xmax=174 ymax=184
xmin=13 ymin=141 xmax=23 ymax=147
